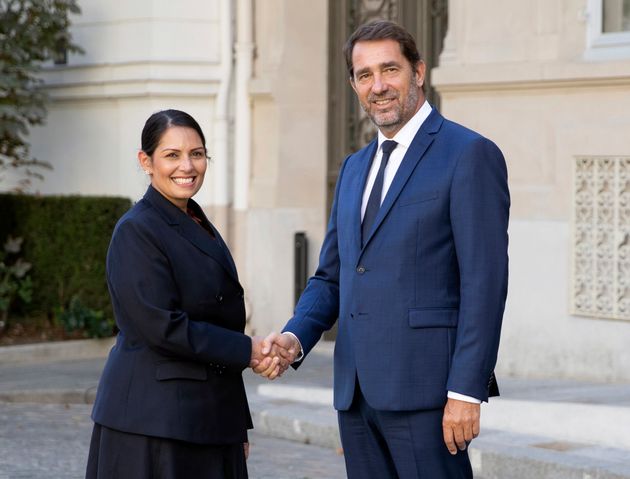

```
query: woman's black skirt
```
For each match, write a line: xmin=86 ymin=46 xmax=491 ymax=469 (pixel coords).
xmin=86 ymin=423 xmax=248 ymax=479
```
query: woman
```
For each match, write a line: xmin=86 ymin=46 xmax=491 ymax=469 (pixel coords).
xmin=86 ymin=109 xmax=277 ymax=479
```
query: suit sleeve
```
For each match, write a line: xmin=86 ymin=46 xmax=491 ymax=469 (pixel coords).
xmin=106 ymin=219 xmax=252 ymax=370
xmin=282 ymin=157 xmax=350 ymax=361
xmin=447 ymin=137 xmax=510 ymax=401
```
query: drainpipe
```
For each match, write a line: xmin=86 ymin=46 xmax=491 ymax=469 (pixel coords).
xmin=233 ymin=0 xmax=253 ymax=211
xmin=211 ymin=0 xmax=233 ymax=233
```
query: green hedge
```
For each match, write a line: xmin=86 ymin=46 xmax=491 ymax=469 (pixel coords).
xmin=0 ymin=194 xmax=132 ymax=319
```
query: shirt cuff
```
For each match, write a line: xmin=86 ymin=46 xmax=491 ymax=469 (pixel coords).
xmin=281 ymin=332 xmax=304 ymax=363
xmin=447 ymin=391 xmax=481 ymax=404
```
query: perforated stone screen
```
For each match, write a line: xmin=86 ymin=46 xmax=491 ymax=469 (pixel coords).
xmin=573 ymin=157 xmax=630 ymax=320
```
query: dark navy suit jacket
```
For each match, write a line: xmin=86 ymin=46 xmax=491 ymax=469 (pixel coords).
xmin=285 ymin=108 xmax=510 ymax=411
xmin=92 ymin=185 xmax=253 ymax=445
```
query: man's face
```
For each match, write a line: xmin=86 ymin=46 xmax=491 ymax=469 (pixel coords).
xmin=350 ymin=39 xmax=426 ymax=138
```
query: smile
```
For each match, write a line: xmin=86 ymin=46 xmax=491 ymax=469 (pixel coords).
xmin=372 ymin=98 xmax=395 ymax=106
xmin=172 ymin=177 xmax=195 ymax=185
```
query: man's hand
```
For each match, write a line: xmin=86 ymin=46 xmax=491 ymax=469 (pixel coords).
xmin=250 ymin=335 xmax=280 ymax=377
xmin=252 ymin=332 xmax=299 ymax=380
xmin=442 ymin=398 xmax=480 ymax=455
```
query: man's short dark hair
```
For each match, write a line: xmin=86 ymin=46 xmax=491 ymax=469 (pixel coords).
xmin=343 ymin=20 xmax=422 ymax=79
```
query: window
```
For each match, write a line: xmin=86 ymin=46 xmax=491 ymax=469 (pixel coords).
xmin=586 ymin=0 xmax=630 ymax=59
xmin=603 ymin=0 xmax=630 ymax=33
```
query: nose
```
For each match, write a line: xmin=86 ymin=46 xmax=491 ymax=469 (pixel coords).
xmin=371 ymin=73 xmax=388 ymax=95
xmin=179 ymin=154 xmax=194 ymax=172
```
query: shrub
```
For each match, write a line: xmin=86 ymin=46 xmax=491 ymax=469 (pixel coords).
xmin=0 ymin=236 xmax=33 ymax=334
xmin=0 ymin=194 xmax=131 ymax=327
xmin=55 ymin=296 xmax=115 ymax=338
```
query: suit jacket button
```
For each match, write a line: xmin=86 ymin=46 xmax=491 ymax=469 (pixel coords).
xmin=216 ymin=294 xmax=224 ymax=302
xmin=356 ymin=266 xmax=365 ymax=274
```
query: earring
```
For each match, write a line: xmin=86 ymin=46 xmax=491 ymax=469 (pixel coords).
xmin=144 ymin=170 xmax=150 ymax=175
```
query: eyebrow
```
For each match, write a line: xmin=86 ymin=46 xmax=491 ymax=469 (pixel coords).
xmin=160 ymin=146 xmax=205 ymax=152
xmin=354 ymin=61 xmax=402 ymax=78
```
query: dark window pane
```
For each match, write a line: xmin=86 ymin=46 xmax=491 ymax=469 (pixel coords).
xmin=603 ymin=0 xmax=630 ymax=32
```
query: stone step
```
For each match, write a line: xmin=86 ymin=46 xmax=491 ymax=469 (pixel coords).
xmin=257 ymin=384 xmax=630 ymax=450
xmin=252 ymin=385 xmax=630 ymax=479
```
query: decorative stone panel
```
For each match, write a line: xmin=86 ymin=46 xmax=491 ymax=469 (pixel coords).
xmin=573 ymin=156 xmax=630 ymax=320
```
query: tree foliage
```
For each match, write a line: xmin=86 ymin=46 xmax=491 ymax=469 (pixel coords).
xmin=0 ymin=0 xmax=82 ymax=190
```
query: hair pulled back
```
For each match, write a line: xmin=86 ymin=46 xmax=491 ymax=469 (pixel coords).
xmin=141 ymin=109 xmax=207 ymax=157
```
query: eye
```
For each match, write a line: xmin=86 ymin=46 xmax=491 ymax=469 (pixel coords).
xmin=191 ymin=150 xmax=205 ymax=158
xmin=166 ymin=152 xmax=178 ymax=159
xmin=357 ymin=72 xmax=371 ymax=83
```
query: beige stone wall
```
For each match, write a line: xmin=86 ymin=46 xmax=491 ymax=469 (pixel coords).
xmin=433 ymin=0 xmax=630 ymax=380
xmin=19 ymin=0 xmax=223 ymax=204
xmin=238 ymin=0 xmax=329 ymax=335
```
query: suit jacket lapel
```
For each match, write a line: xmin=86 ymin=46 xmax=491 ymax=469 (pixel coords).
xmin=361 ymin=108 xmax=444 ymax=250
xmin=176 ymin=215 xmax=240 ymax=283
xmin=143 ymin=186 xmax=240 ymax=284
xmin=351 ymin=140 xmax=378 ymax=252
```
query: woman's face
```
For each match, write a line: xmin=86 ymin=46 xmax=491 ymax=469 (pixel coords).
xmin=139 ymin=126 xmax=207 ymax=211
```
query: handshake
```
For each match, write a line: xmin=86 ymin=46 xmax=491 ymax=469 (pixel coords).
xmin=249 ymin=332 xmax=300 ymax=380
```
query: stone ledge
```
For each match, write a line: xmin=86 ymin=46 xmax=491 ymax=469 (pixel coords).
xmin=471 ymin=430 xmax=630 ymax=479
xmin=0 ymin=388 xmax=97 ymax=405
xmin=0 ymin=338 xmax=115 ymax=364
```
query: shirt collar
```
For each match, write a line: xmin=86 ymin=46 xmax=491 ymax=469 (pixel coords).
xmin=377 ymin=100 xmax=432 ymax=151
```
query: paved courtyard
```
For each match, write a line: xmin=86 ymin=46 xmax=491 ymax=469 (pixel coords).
xmin=0 ymin=402 xmax=346 ymax=479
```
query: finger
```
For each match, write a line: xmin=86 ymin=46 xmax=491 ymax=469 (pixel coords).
xmin=262 ymin=358 xmax=278 ymax=379
xmin=261 ymin=332 xmax=279 ymax=355
xmin=243 ymin=442 xmax=249 ymax=460
xmin=453 ymin=425 xmax=467 ymax=451
xmin=267 ymin=365 xmax=281 ymax=380
xmin=442 ymin=424 xmax=457 ymax=455
xmin=252 ymin=356 xmax=272 ymax=374
xmin=260 ymin=356 xmax=280 ymax=378
xmin=472 ymin=418 xmax=480 ymax=438
xmin=276 ymin=356 xmax=290 ymax=370
xmin=251 ymin=356 xmax=267 ymax=373
xmin=463 ymin=421 xmax=475 ymax=443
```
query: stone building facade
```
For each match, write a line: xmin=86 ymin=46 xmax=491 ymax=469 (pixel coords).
xmin=12 ymin=0 xmax=630 ymax=381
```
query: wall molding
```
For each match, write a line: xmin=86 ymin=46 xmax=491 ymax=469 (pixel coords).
xmin=433 ymin=61 xmax=630 ymax=93
xmin=39 ymin=61 xmax=221 ymax=100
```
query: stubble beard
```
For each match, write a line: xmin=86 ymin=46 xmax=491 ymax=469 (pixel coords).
xmin=362 ymin=73 xmax=420 ymax=135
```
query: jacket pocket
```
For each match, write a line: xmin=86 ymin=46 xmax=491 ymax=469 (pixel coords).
xmin=398 ymin=190 xmax=438 ymax=207
xmin=155 ymin=360 xmax=208 ymax=381
xmin=408 ymin=308 xmax=458 ymax=328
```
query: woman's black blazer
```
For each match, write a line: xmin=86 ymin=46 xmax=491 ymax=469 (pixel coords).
xmin=91 ymin=185 xmax=253 ymax=445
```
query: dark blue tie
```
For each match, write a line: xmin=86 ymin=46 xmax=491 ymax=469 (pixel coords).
xmin=362 ymin=140 xmax=397 ymax=246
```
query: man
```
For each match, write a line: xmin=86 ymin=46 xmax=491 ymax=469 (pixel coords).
xmin=258 ymin=20 xmax=509 ymax=478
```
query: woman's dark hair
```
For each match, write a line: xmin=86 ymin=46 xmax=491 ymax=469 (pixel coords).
xmin=343 ymin=20 xmax=422 ymax=78
xmin=141 ymin=109 xmax=207 ymax=157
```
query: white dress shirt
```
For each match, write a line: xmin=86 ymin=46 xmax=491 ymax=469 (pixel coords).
xmin=287 ymin=100 xmax=481 ymax=405
xmin=361 ymin=100 xmax=432 ymax=219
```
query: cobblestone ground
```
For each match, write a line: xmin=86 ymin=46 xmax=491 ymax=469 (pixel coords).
xmin=0 ymin=403 xmax=346 ymax=479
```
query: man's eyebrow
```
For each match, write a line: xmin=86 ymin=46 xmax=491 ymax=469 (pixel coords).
xmin=381 ymin=61 xmax=401 ymax=69
xmin=354 ymin=61 xmax=402 ymax=77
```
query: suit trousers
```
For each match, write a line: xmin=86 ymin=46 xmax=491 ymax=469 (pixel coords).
xmin=338 ymin=380 xmax=473 ymax=479
xmin=86 ymin=423 xmax=248 ymax=479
